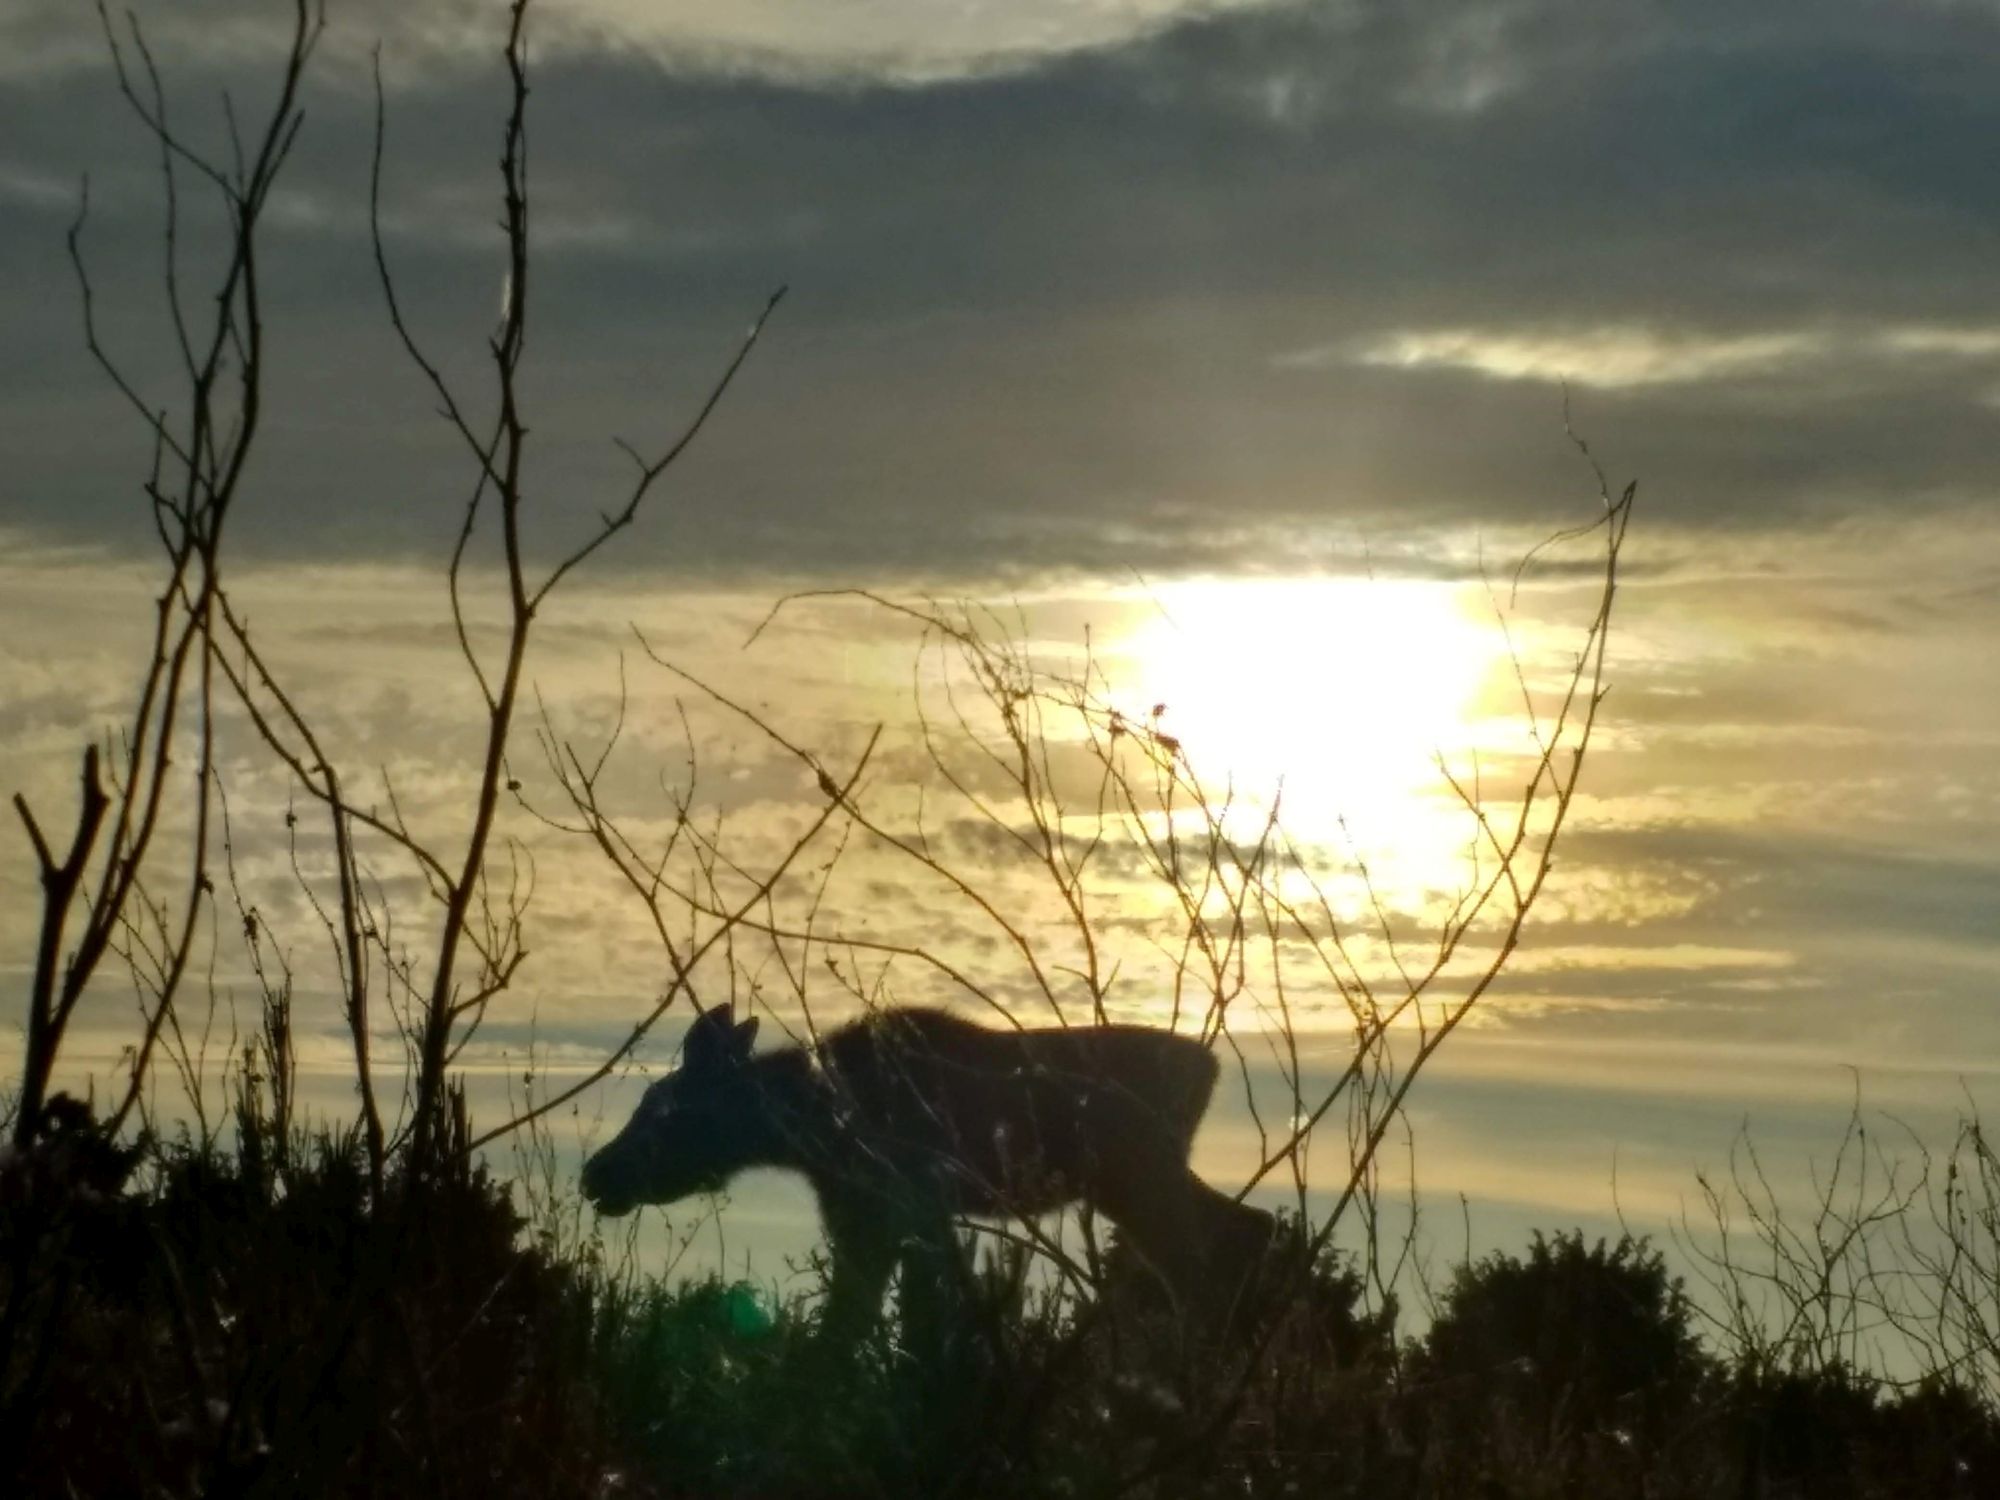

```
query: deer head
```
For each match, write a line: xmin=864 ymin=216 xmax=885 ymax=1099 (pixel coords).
xmin=580 ymin=1004 xmax=762 ymax=1217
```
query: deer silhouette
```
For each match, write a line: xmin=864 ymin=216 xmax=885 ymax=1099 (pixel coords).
xmin=581 ymin=1004 xmax=1274 ymax=1343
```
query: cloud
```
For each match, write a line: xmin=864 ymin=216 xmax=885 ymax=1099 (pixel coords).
xmin=0 ymin=0 xmax=1288 ymax=86
xmin=539 ymin=0 xmax=1286 ymax=85
xmin=1284 ymin=320 xmax=2000 ymax=392
xmin=1325 ymin=327 xmax=1827 ymax=388
xmin=8 ymin=0 xmax=2000 ymax=583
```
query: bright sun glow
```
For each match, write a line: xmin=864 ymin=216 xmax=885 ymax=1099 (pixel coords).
xmin=1111 ymin=576 xmax=1511 ymax=903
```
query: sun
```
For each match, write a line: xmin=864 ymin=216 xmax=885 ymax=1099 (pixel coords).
xmin=1108 ymin=575 xmax=1510 ymax=899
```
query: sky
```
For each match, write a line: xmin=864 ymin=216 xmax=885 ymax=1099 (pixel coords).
xmin=4 ymin=0 xmax=2000 ymax=1289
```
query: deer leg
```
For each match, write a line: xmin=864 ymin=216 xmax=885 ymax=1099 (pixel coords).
xmin=1097 ymin=1166 xmax=1273 ymax=1327
xmin=818 ymin=1207 xmax=897 ymax=1347
xmin=1188 ymin=1178 xmax=1279 ymax=1320
xmin=893 ymin=1200 xmax=969 ymax=1366
xmin=1083 ymin=1115 xmax=1214 ymax=1300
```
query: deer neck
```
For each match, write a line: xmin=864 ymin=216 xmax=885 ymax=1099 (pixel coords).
xmin=734 ymin=1047 xmax=838 ymax=1172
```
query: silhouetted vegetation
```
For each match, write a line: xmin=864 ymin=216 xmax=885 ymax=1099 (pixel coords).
xmin=9 ymin=1120 xmax=2000 ymax=1498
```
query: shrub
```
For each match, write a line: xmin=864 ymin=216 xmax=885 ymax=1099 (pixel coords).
xmin=1410 ymin=1231 xmax=1712 ymax=1496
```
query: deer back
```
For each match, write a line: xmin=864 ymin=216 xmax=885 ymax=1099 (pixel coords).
xmin=813 ymin=1009 xmax=1219 ymax=1218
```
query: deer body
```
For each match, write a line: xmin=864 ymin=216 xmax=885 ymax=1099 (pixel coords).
xmin=581 ymin=1006 xmax=1271 ymax=1340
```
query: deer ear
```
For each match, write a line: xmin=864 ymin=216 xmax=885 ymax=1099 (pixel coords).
xmin=733 ymin=1015 xmax=760 ymax=1055
xmin=683 ymin=1004 xmax=736 ymax=1070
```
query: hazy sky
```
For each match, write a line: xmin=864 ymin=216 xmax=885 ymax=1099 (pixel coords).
xmin=4 ymin=0 xmax=1999 ymax=1277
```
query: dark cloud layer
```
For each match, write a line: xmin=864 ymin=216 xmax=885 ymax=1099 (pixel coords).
xmin=6 ymin=0 xmax=2000 ymax=578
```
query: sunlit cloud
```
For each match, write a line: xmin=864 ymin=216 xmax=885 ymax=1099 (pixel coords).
xmin=1504 ymin=943 xmax=1796 ymax=975
xmin=1301 ymin=326 xmax=1826 ymax=388
xmin=1878 ymin=326 xmax=2000 ymax=358
xmin=491 ymin=0 xmax=1285 ymax=83
xmin=0 ymin=0 xmax=1285 ymax=84
xmin=1284 ymin=321 xmax=2000 ymax=391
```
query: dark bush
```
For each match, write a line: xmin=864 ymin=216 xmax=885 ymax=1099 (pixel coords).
xmin=1410 ymin=1230 xmax=1713 ymax=1496
xmin=2 ymin=1116 xmax=628 ymax=1499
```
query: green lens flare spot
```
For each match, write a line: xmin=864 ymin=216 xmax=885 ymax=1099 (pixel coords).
xmin=723 ymin=1281 xmax=773 ymax=1337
